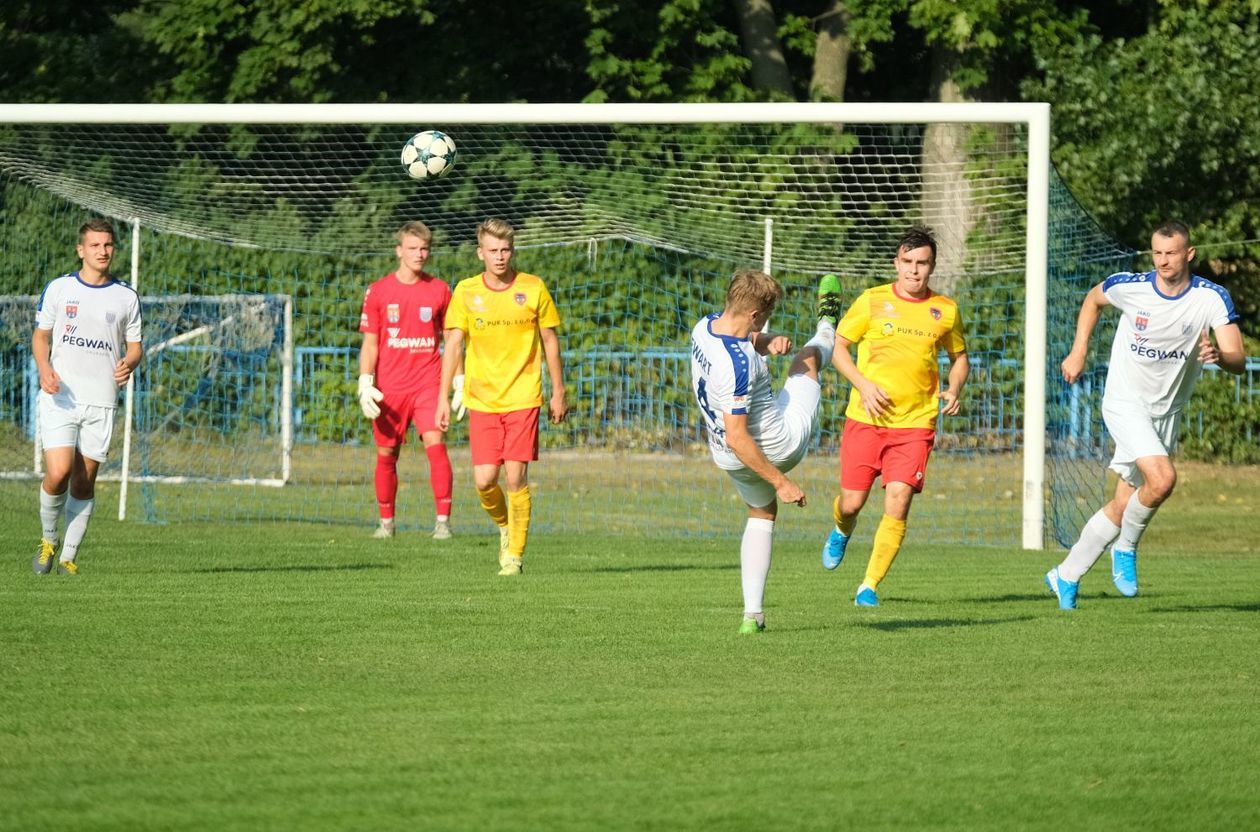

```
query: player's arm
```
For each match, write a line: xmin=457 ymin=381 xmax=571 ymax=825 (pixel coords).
xmin=540 ymin=326 xmax=567 ymax=424
xmin=832 ymin=335 xmax=892 ymax=419
xmin=31 ymin=326 xmax=59 ymax=394
xmin=751 ymin=331 xmax=793 ymax=356
xmin=722 ymin=412 xmax=805 ymax=507
xmin=939 ymin=350 xmax=969 ymax=416
xmin=1202 ymin=322 xmax=1246 ymax=375
xmin=1061 ymin=283 xmax=1110 ymax=383
xmin=436 ymin=328 xmax=465 ymax=430
xmin=356 ymin=332 xmax=384 ymax=419
xmin=114 ymin=340 xmax=142 ymax=385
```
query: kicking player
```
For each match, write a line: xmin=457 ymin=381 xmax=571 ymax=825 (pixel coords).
xmin=358 ymin=221 xmax=458 ymax=540
xmin=436 ymin=218 xmax=567 ymax=576
xmin=32 ymin=218 xmax=143 ymax=575
xmin=691 ymin=268 xmax=843 ymax=634
xmin=1047 ymin=220 xmax=1245 ymax=609
xmin=821 ymin=226 xmax=969 ymax=607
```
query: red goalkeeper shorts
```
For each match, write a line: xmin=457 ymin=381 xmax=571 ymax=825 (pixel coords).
xmin=372 ymin=385 xmax=441 ymax=447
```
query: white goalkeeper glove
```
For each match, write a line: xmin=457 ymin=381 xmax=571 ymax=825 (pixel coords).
xmin=358 ymin=373 xmax=384 ymax=419
xmin=451 ymin=374 xmax=467 ymax=422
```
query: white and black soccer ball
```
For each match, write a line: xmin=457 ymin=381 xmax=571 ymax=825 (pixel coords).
xmin=401 ymin=130 xmax=457 ymax=180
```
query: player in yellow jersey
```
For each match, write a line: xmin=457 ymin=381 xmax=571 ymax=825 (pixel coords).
xmin=821 ymin=226 xmax=969 ymax=606
xmin=436 ymin=218 xmax=567 ymax=576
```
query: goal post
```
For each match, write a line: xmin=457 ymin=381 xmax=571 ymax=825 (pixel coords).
xmin=0 ymin=101 xmax=1122 ymax=548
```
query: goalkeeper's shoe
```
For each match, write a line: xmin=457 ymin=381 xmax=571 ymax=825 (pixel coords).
xmin=817 ymin=273 xmax=844 ymax=327
xmin=821 ymin=527 xmax=849 ymax=571
xmin=372 ymin=518 xmax=396 ymax=540
xmin=432 ymin=520 xmax=452 ymax=540
xmin=32 ymin=538 xmax=57 ymax=574
xmin=498 ymin=556 xmax=523 ymax=577
xmin=854 ymin=584 xmax=879 ymax=607
xmin=1110 ymin=548 xmax=1138 ymax=597
xmin=1044 ymin=567 xmax=1079 ymax=611
xmin=58 ymin=560 xmax=79 ymax=576
xmin=738 ymin=615 xmax=766 ymax=635
xmin=498 ymin=526 xmax=511 ymax=566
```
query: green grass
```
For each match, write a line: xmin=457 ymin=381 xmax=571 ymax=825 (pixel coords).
xmin=3 ymin=469 xmax=1260 ymax=831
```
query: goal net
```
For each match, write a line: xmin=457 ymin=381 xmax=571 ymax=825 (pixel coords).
xmin=0 ymin=103 xmax=1132 ymax=547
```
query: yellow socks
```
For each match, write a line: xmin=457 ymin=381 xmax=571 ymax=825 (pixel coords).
xmin=832 ymin=495 xmax=857 ymax=536
xmin=506 ymin=486 xmax=531 ymax=557
xmin=477 ymin=484 xmax=509 ymax=528
xmin=863 ymin=514 xmax=907 ymax=589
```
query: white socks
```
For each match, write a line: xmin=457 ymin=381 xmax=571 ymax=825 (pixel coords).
xmin=804 ymin=319 xmax=837 ymax=368
xmin=1116 ymin=491 xmax=1157 ymax=553
xmin=60 ymin=496 xmax=95 ymax=564
xmin=40 ymin=487 xmax=68 ymax=541
xmin=740 ymin=517 xmax=775 ymax=617
xmin=1059 ymin=509 xmax=1120 ymax=582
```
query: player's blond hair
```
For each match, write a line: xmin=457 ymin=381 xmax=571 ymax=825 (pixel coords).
xmin=476 ymin=218 xmax=515 ymax=245
xmin=724 ymin=268 xmax=784 ymax=315
xmin=395 ymin=221 xmax=432 ymax=244
xmin=78 ymin=218 xmax=116 ymax=244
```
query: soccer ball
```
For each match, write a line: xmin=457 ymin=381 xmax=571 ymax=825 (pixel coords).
xmin=401 ymin=130 xmax=457 ymax=180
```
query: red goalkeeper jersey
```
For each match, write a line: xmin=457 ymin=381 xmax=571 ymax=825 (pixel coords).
xmin=359 ymin=272 xmax=452 ymax=395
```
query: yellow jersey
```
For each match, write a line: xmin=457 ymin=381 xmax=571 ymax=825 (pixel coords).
xmin=837 ymin=283 xmax=966 ymax=429
xmin=446 ymin=272 xmax=561 ymax=413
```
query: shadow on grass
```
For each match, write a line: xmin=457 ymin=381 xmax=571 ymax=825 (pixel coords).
xmin=191 ymin=563 xmax=394 ymax=574
xmin=856 ymin=615 xmax=1036 ymax=632
xmin=1149 ymin=602 xmax=1260 ymax=614
xmin=591 ymin=564 xmax=740 ymax=574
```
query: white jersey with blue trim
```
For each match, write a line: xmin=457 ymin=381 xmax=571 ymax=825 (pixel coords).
xmin=1101 ymin=270 xmax=1238 ymax=416
xmin=35 ymin=272 xmax=143 ymax=408
xmin=690 ymin=313 xmax=790 ymax=470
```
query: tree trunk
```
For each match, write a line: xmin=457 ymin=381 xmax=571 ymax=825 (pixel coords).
xmin=920 ymin=45 xmax=972 ymax=296
xmin=731 ymin=0 xmax=794 ymax=97
xmin=810 ymin=1 xmax=850 ymax=102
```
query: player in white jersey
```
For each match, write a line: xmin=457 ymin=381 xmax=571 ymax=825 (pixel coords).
xmin=31 ymin=219 xmax=143 ymax=576
xmin=690 ymin=268 xmax=843 ymax=633
xmin=1046 ymin=221 xmax=1245 ymax=609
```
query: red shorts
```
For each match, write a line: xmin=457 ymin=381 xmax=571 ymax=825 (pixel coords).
xmin=840 ymin=420 xmax=936 ymax=492
xmin=469 ymin=408 xmax=540 ymax=466
xmin=372 ymin=385 xmax=440 ymax=447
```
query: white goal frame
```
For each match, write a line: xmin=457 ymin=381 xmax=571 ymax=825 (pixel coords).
xmin=0 ymin=102 xmax=1050 ymax=547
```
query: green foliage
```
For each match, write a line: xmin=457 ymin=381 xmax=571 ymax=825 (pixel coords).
xmin=1180 ymin=370 xmax=1260 ymax=464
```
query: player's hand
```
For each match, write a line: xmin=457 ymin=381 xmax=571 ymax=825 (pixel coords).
xmin=451 ymin=374 xmax=467 ymax=421
xmin=856 ymin=379 xmax=892 ymax=419
xmin=775 ymin=478 xmax=806 ymax=507
xmin=38 ymin=366 xmax=61 ymax=394
xmin=1061 ymin=351 xmax=1086 ymax=383
xmin=940 ymin=389 xmax=962 ymax=416
xmin=113 ymin=359 xmax=134 ymax=386
xmin=549 ymin=389 xmax=568 ymax=424
xmin=357 ymin=373 xmax=384 ymax=419
xmin=1197 ymin=329 xmax=1219 ymax=365
xmin=764 ymin=335 xmax=793 ymax=356
xmin=435 ymin=398 xmax=451 ymax=431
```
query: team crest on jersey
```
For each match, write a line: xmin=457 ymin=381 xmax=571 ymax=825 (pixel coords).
xmin=419 ymin=306 xmax=433 ymax=323
xmin=387 ymin=303 xmax=400 ymax=323
xmin=514 ymin=293 xmax=527 ymax=306
xmin=929 ymin=307 xmax=942 ymax=320
xmin=105 ymin=312 xmax=116 ymax=324
xmin=65 ymin=304 xmax=78 ymax=319
xmin=471 ymin=295 xmax=484 ymax=309
xmin=1135 ymin=314 xmax=1149 ymax=331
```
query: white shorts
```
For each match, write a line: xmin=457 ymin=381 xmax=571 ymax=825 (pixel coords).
xmin=39 ymin=393 xmax=117 ymax=462
xmin=725 ymin=374 xmax=821 ymax=508
xmin=1102 ymin=398 xmax=1180 ymax=487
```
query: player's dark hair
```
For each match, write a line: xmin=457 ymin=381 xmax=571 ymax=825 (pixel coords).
xmin=78 ymin=217 xmax=116 ymax=244
xmin=725 ymin=268 xmax=784 ymax=315
xmin=897 ymin=226 xmax=937 ymax=260
xmin=396 ymin=221 xmax=432 ymax=244
xmin=1153 ymin=219 xmax=1191 ymax=245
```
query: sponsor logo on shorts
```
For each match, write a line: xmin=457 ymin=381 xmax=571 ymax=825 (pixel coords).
xmin=420 ymin=306 xmax=433 ymax=323
xmin=387 ymin=303 xmax=400 ymax=323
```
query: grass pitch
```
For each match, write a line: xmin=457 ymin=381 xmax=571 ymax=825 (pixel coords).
xmin=2 ymin=465 xmax=1259 ymax=830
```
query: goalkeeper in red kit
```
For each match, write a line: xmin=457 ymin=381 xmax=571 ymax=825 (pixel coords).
xmin=357 ymin=221 xmax=463 ymax=540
